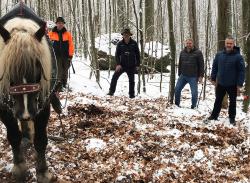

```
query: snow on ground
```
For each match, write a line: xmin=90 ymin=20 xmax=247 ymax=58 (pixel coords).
xmin=0 ymin=57 xmax=250 ymax=182
xmin=95 ymin=33 xmax=170 ymax=59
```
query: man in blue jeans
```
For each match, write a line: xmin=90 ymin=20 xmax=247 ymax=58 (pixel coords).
xmin=207 ymin=36 xmax=245 ymax=125
xmin=175 ymin=39 xmax=204 ymax=109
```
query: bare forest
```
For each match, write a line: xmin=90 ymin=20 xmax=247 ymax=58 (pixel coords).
xmin=1 ymin=0 xmax=250 ymax=182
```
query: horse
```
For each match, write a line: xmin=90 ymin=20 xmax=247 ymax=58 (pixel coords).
xmin=0 ymin=17 xmax=55 ymax=182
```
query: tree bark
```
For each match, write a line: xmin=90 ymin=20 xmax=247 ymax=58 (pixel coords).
xmin=88 ymin=0 xmax=100 ymax=82
xmin=242 ymin=0 xmax=250 ymax=112
xmin=217 ymin=0 xmax=231 ymax=50
xmin=203 ymin=0 xmax=211 ymax=100
xmin=145 ymin=0 xmax=154 ymax=42
xmin=168 ymin=0 xmax=176 ymax=104
xmin=188 ymin=0 xmax=199 ymax=47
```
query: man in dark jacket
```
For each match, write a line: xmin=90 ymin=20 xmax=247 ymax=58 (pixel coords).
xmin=48 ymin=17 xmax=74 ymax=90
xmin=174 ymin=39 xmax=204 ymax=109
xmin=108 ymin=28 xmax=140 ymax=98
xmin=208 ymin=37 xmax=245 ymax=125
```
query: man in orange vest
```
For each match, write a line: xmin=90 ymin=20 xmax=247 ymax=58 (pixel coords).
xmin=48 ymin=17 xmax=74 ymax=91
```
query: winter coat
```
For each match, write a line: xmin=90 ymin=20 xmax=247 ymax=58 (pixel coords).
xmin=178 ymin=47 xmax=204 ymax=77
xmin=115 ymin=38 xmax=140 ymax=68
xmin=211 ymin=46 xmax=245 ymax=87
xmin=48 ymin=27 xmax=74 ymax=60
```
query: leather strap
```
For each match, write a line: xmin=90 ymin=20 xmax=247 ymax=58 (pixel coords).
xmin=9 ymin=84 xmax=40 ymax=95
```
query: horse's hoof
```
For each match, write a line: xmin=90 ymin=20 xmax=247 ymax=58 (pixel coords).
xmin=37 ymin=170 xmax=57 ymax=183
xmin=12 ymin=162 xmax=28 ymax=181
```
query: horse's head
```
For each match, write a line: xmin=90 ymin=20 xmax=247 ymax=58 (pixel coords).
xmin=0 ymin=18 xmax=51 ymax=121
xmin=9 ymin=61 xmax=43 ymax=121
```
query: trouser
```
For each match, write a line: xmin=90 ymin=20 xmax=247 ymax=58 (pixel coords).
xmin=211 ymin=84 xmax=237 ymax=119
xmin=174 ymin=74 xmax=198 ymax=108
xmin=109 ymin=67 xmax=135 ymax=97
xmin=56 ymin=57 xmax=70 ymax=88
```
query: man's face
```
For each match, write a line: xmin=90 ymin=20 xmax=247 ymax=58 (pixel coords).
xmin=56 ymin=21 xmax=65 ymax=31
xmin=225 ymin=39 xmax=235 ymax=51
xmin=123 ymin=33 xmax=131 ymax=41
xmin=185 ymin=40 xmax=193 ymax=49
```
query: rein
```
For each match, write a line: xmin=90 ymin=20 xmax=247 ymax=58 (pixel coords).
xmin=9 ymin=83 xmax=40 ymax=95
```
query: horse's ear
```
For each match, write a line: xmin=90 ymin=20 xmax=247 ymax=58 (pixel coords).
xmin=34 ymin=22 xmax=46 ymax=42
xmin=0 ymin=24 xmax=10 ymax=43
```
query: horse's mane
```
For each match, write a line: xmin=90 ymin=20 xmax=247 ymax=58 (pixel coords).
xmin=0 ymin=17 xmax=51 ymax=98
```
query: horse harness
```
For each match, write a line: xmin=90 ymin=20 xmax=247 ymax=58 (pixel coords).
xmin=9 ymin=83 xmax=40 ymax=95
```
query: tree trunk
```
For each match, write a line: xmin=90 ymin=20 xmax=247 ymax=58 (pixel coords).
xmin=242 ymin=0 xmax=250 ymax=112
xmin=112 ymin=0 xmax=117 ymax=32
xmin=203 ymin=0 xmax=211 ymax=100
xmin=126 ymin=0 xmax=130 ymax=27
xmin=145 ymin=0 xmax=154 ymax=42
xmin=168 ymin=0 xmax=176 ymax=104
xmin=179 ymin=0 xmax=184 ymax=50
xmin=108 ymin=0 xmax=112 ymax=77
xmin=139 ymin=0 xmax=145 ymax=93
xmin=217 ymin=0 xmax=231 ymax=50
xmin=104 ymin=0 xmax=108 ymax=33
xmin=188 ymin=0 xmax=199 ymax=47
xmin=82 ymin=0 xmax=89 ymax=59
xmin=88 ymin=0 xmax=100 ymax=83
xmin=117 ymin=0 xmax=126 ymax=29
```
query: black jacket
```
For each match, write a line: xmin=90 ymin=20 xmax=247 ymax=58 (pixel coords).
xmin=115 ymin=38 xmax=140 ymax=68
xmin=178 ymin=47 xmax=204 ymax=77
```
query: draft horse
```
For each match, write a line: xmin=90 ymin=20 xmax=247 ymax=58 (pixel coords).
xmin=0 ymin=17 xmax=54 ymax=182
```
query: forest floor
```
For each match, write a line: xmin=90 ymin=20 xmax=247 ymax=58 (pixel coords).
xmin=1 ymin=92 xmax=250 ymax=183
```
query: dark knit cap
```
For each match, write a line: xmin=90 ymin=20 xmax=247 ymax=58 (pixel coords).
xmin=56 ymin=17 xmax=65 ymax=24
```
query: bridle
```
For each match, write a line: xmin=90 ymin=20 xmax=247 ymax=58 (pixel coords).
xmin=2 ymin=82 xmax=52 ymax=115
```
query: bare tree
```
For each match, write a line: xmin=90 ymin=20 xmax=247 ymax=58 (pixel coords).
xmin=188 ymin=0 xmax=199 ymax=47
xmin=203 ymin=0 xmax=211 ymax=100
xmin=88 ymin=0 xmax=100 ymax=83
xmin=218 ymin=0 xmax=232 ymax=50
xmin=82 ymin=0 xmax=89 ymax=59
xmin=145 ymin=0 xmax=154 ymax=42
xmin=139 ymin=0 xmax=145 ymax=93
xmin=167 ymin=0 xmax=176 ymax=104
xmin=242 ymin=0 xmax=250 ymax=112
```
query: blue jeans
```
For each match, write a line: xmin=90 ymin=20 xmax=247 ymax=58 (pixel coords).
xmin=174 ymin=74 xmax=198 ymax=108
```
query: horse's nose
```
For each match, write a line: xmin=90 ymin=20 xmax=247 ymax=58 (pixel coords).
xmin=16 ymin=110 xmax=34 ymax=121
xmin=16 ymin=113 xmax=32 ymax=121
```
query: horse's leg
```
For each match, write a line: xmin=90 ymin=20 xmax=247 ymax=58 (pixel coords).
xmin=0 ymin=107 xmax=27 ymax=181
xmin=34 ymin=105 xmax=54 ymax=183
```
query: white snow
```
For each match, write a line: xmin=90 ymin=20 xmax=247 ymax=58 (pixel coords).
xmin=95 ymin=33 xmax=170 ymax=58
xmin=85 ymin=138 xmax=107 ymax=151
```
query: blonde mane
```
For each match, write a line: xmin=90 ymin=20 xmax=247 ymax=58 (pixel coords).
xmin=0 ymin=17 xmax=51 ymax=98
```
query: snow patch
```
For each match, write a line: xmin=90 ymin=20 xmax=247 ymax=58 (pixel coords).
xmin=85 ymin=138 xmax=106 ymax=151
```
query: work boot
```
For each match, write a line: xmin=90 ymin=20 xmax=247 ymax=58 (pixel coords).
xmin=107 ymin=91 xmax=114 ymax=96
xmin=207 ymin=115 xmax=217 ymax=120
xmin=229 ymin=118 xmax=236 ymax=126
xmin=129 ymin=95 xmax=135 ymax=99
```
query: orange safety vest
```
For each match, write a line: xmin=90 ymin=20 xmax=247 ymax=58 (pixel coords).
xmin=48 ymin=27 xmax=74 ymax=59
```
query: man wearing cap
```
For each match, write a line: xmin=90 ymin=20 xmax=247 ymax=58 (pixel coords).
xmin=107 ymin=28 xmax=140 ymax=98
xmin=48 ymin=17 xmax=74 ymax=91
